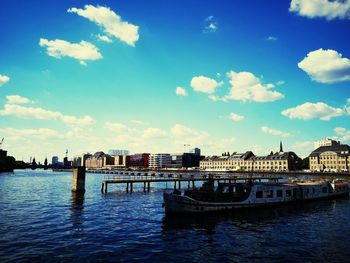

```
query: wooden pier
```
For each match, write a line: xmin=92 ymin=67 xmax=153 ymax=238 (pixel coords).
xmin=100 ymin=174 xmax=282 ymax=193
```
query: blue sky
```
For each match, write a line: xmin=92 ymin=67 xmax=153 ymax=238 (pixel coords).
xmin=0 ymin=0 xmax=349 ymax=162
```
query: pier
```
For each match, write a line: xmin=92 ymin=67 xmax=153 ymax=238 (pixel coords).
xmin=100 ymin=172 xmax=282 ymax=193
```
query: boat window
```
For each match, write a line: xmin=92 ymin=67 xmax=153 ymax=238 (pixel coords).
xmin=286 ymin=190 xmax=292 ymax=197
xmin=277 ymin=190 xmax=283 ymax=197
xmin=265 ymin=190 xmax=273 ymax=198
xmin=305 ymin=188 xmax=309 ymax=194
xmin=312 ymin=188 xmax=315 ymax=193
xmin=256 ymin=191 xmax=263 ymax=198
xmin=322 ymin=187 xmax=327 ymax=193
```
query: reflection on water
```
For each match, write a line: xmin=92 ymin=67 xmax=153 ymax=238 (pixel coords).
xmin=162 ymin=198 xmax=345 ymax=231
xmin=70 ymin=192 xmax=85 ymax=235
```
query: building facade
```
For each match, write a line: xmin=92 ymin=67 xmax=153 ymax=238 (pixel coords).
xmin=149 ymin=154 xmax=171 ymax=169
xmin=126 ymin=153 xmax=150 ymax=168
xmin=85 ymin=152 xmax=115 ymax=169
xmin=200 ymin=150 xmax=302 ymax=171
xmin=309 ymin=144 xmax=350 ymax=172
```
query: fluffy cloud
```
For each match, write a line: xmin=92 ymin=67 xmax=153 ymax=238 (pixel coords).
xmin=97 ymin=34 xmax=112 ymax=43
xmin=0 ymin=74 xmax=10 ymax=86
xmin=261 ymin=126 xmax=290 ymax=138
xmin=204 ymin=16 xmax=218 ymax=33
xmin=68 ymin=5 xmax=139 ymax=47
xmin=290 ymin=0 xmax=350 ymax=20
xmin=0 ymin=127 xmax=62 ymax=140
xmin=175 ymin=86 xmax=188 ymax=96
xmin=6 ymin=95 xmax=30 ymax=104
xmin=282 ymin=102 xmax=343 ymax=120
xmin=266 ymin=36 xmax=278 ymax=41
xmin=191 ymin=76 xmax=223 ymax=94
xmin=298 ymin=49 xmax=350 ymax=83
xmin=0 ymin=103 xmax=95 ymax=125
xmin=39 ymin=38 xmax=102 ymax=65
xmin=208 ymin=95 xmax=220 ymax=102
xmin=225 ymin=71 xmax=284 ymax=102
xmin=334 ymin=127 xmax=350 ymax=142
xmin=229 ymin=112 xmax=245 ymax=121
xmin=105 ymin=122 xmax=129 ymax=132
xmin=142 ymin=128 xmax=168 ymax=139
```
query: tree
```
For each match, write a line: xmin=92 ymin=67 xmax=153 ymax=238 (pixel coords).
xmin=44 ymin=158 xmax=48 ymax=170
xmin=31 ymin=158 xmax=37 ymax=170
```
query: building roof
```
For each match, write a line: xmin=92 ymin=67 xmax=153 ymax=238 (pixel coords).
xmin=309 ymin=144 xmax=350 ymax=157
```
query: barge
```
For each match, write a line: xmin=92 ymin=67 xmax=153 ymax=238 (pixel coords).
xmin=163 ymin=177 xmax=349 ymax=213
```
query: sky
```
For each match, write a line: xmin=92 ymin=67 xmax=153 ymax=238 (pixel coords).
xmin=0 ymin=0 xmax=350 ymax=162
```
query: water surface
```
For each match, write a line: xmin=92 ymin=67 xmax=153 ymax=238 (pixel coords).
xmin=1 ymin=170 xmax=350 ymax=262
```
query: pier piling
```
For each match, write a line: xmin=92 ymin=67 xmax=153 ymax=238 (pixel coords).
xmin=72 ymin=166 xmax=86 ymax=193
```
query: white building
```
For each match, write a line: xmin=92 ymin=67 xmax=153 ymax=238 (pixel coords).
xmin=149 ymin=153 xmax=171 ymax=169
xmin=108 ymin=149 xmax=130 ymax=156
xmin=314 ymin=138 xmax=340 ymax=150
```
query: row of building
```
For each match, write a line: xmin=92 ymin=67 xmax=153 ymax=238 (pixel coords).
xmin=199 ymin=143 xmax=303 ymax=171
xmin=74 ymin=148 xmax=205 ymax=170
xmin=72 ymin=139 xmax=350 ymax=172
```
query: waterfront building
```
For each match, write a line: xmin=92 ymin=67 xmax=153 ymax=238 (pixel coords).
xmin=200 ymin=144 xmax=302 ymax=171
xmin=51 ymin=156 xmax=59 ymax=165
xmin=309 ymin=144 xmax=350 ymax=172
xmin=149 ymin=153 xmax=171 ymax=169
xmin=112 ymin=155 xmax=127 ymax=168
xmin=85 ymin=152 xmax=114 ymax=169
xmin=189 ymin=147 xmax=201 ymax=156
xmin=108 ymin=149 xmax=130 ymax=156
xmin=73 ymin=153 xmax=92 ymax=167
xmin=127 ymin=153 xmax=150 ymax=168
xmin=314 ymin=138 xmax=340 ymax=150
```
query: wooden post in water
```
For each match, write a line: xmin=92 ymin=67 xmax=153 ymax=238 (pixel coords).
xmin=192 ymin=180 xmax=195 ymax=189
xmin=72 ymin=166 xmax=86 ymax=193
xmin=126 ymin=182 xmax=129 ymax=193
xmin=130 ymin=182 xmax=133 ymax=193
xmin=143 ymin=182 xmax=146 ymax=192
xmin=147 ymin=182 xmax=150 ymax=192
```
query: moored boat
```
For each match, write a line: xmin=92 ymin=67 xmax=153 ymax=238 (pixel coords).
xmin=163 ymin=177 xmax=349 ymax=213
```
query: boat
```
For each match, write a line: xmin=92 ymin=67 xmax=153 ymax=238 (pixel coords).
xmin=163 ymin=177 xmax=350 ymax=213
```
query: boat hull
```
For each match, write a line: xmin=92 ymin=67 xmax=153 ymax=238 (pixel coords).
xmin=163 ymin=189 xmax=350 ymax=214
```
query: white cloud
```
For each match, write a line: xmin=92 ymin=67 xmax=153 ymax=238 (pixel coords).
xmin=68 ymin=5 xmax=139 ymax=47
xmin=175 ymin=86 xmax=188 ymax=96
xmin=0 ymin=74 xmax=10 ymax=86
xmin=334 ymin=127 xmax=350 ymax=142
xmin=191 ymin=76 xmax=223 ymax=94
xmin=261 ymin=126 xmax=290 ymax=138
xmin=229 ymin=112 xmax=245 ymax=122
xmin=208 ymin=95 xmax=219 ymax=102
xmin=39 ymin=38 xmax=102 ymax=65
xmin=267 ymin=36 xmax=277 ymax=41
xmin=130 ymin=119 xmax=144 ymax=125
xmin=105 ymin=122 xmax=129 ymax=132
xmin=282 ymin=102 xmax=343 ymax=120
xmin=347 ymin=98 xmax=350 ymax=104
xmin=142 ymin=128 xmax=168 ymax=139
xmin=225 ymin=71 xmax=284 ymax=102
xmin=276 ymin=80 xmax=285 ymax=85
xmin=290 ymin=0 xmax=350 ymax=20
xmin=298 ymin=49 xmax=350 ymax=83
xmin=0 ymin=127 xmax=62 ymax=140
xmin=6 ymin=95 xmax=30 ymax=104
xmin=97 ymin=34 xmax=112 ymax=43
xmin=204 ymin=16 xmax=218 ymax=33
xmin=0 ymin=104 xmax=95 ymax=125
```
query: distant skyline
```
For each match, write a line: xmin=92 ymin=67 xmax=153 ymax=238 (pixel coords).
xmin=0 ymin=0 xmax=349 ymax=162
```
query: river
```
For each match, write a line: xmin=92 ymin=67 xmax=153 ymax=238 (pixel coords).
xmin=1 ymin=169 xmax=350 ymax=262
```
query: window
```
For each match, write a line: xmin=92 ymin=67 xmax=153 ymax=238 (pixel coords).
xmin=266 ymin=190 xmax=273 ymax=198
xmin=277 ymin=190 xmax=283 ymax=197
xmin=322 ymin=187 xmax=327 ymax=193
xmin=256 ymin=191 xmax=263 ymax=198
xmin=286 ymin=190 xmax=292 ymax=197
